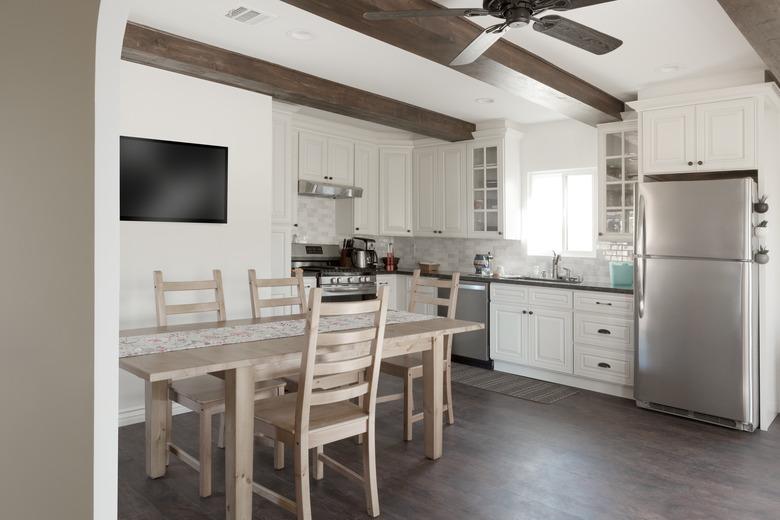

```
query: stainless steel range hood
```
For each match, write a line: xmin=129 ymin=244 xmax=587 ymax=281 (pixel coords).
xmin=298 ymin=179 xmax=363 ymax=199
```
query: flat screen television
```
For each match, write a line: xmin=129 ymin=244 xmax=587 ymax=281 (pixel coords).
xmin=120 ymin=136 xmax=228 ymax=223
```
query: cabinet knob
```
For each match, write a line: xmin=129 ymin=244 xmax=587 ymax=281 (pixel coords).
xmin=293 ymin=223 xmax=298 ymax=227
xmin=528 ymin=311 xmax=534 ymax=315
xmin=697 ymin=161 xmax=703 ymax=166
xmin=688 ymin=161 xmax=694 ymax=166
xmin=498 ymin=231 xmax=503 ymax=236
xmin=407 ymin=230 xmax=411 ymax=233
xmin=355 ymin=227 xmax=360 ymax=231
xmin=522 ymin=310 xmax=527 ymax=314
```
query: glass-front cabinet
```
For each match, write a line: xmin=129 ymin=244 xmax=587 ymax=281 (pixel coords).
xmin=469 ymin=141 xmax=503 ymax=238
xmin=598 ymin=120 xmax=639 ymax=241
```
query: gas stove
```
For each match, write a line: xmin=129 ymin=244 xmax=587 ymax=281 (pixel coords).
xmin=291 ymin=243 xmax=377 ymax=301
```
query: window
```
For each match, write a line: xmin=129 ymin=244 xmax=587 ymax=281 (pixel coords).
xmin=526 ymin=168 xmax=596 ymax=257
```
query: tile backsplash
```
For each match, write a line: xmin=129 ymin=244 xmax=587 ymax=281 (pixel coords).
xmin=294 ymin=196 xmax=633 ymax=284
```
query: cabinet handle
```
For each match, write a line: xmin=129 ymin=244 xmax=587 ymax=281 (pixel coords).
xmin=688 ymin=161 xmax=694 ymax=166
xmin=355 ymin=227 xmax=360 ymax=231
xmin=498 ymin=231 xmax=503 ymax=236
xmin=293 ymin=223 xmax=298 ymax=227
xmin=595 ymin=301 xmax=612 ymax=306
xmin=597 ymin=362 xmax=611 ymax=369
xmin=697 ymin=161 xmax=703 ymax=166
xmin=597 ymin=328 xmax=612 ymax=335
xmin=522 ymin=310 xmax=527 ymax=314
xmin=529 ymin=311 xmax=534 ymax=315
xmin=407 ymin=230 xmax=411 ymax=233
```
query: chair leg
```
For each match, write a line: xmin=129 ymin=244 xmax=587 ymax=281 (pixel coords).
xmin=217 ymin=412 xmax=225 ymax=449
xmin=274 ymin=386 xmax=285 ymax=470
xmin=198 ymin=412 xmax=213 ymax=498
xmin=362 ymin=423 xmax=380 ymax=518
xmin=294 ymin=440 xmax=312 ymax=520
xmin=312 ymin=446 xmax=324 ymax=481
xmin=403 ymin=371 xmax=414 ymax=442
xmin=445 ymin=364 xmax=455 ymax=425
xmin=165 ymin=396 xmax=173 ymax=466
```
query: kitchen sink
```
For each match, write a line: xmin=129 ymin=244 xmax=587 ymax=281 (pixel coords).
xmin=501 ymin=275 xmax=583 ymax=284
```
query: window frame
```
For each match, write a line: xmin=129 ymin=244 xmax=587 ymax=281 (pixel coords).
xmin=524 ymin=167 xmax=598 ymax=259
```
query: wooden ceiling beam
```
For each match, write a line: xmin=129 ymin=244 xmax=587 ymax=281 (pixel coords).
xmin=122 ymin=23 xmax=476 ymax=142
xmin=281 ymin=0 xmax=625 ymax=125
xmin=718 ymin=0 xmax=780 ymax=88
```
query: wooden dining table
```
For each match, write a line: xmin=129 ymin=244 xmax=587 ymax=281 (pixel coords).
xmin=119 ymin=313 xmax=483 ymax=520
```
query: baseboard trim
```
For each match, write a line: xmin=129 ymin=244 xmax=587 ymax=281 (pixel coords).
xmin=493 ymin=361 xmax=635 ymax=399
xmin=119 ymin=402 xmax=190 ymax=428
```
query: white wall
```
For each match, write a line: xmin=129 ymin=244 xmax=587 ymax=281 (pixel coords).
xmin=118 ymin=62 xmax=273 ymax=415
xmin=520 ymin=118 xmax=598 ymax=173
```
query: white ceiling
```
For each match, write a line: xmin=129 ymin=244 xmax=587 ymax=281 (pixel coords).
xmin=128 ymin=0 xmax=566 ymax=129
xmin=128 ymin=0 xmax=765 ymax=127
xmin=438 ymin=0 xmax=765 ymax=100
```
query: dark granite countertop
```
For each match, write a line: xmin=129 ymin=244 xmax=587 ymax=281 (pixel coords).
xmin=376 ymin=268 xmax=633 ymax=295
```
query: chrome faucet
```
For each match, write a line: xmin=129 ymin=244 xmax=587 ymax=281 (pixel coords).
xmin=552 ymin=251 xmax=562 ymax=279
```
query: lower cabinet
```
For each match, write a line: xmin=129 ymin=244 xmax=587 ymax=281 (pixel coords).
xmin=526 ymin=308 xmax=573 ymax=374
xmin=376 ymin=275 xmax=398 ymax=311
xmin=490 ymin=302 xmax=527 ymax=364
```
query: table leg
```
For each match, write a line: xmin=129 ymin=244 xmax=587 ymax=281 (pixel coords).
xmin=225 ymin=366 xmax=255 ymax=520
xmin=422 ymin=335 xmax=444 ymax=460
xmin=145 ymin=380 xmax=168 ymax=479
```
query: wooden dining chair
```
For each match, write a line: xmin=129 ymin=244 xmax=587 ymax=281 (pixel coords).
xmin=252 ymin=287 xmax=389 ymax=520
xmin=248 ymin=268 xmax=308 ymax=318
xmin=377 ymin=269 xmax=460 ymax=441
xmin=153 ymin=269 xmax=285 ymax=497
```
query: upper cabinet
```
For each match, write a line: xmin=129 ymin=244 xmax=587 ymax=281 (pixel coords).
xmin=598 ymin=120 xmax=639 ymax=240
xmin=352 ymin=142 xmax=379 ymax=236
xmin=412 ymin=144 xmax=467 ymax=238
xmin=298 ymin=130 xmax=355 ymax=185
xmin=379 ymin=147 xmax=414 ymax=237
xmin=271 ymin=112 xmax=296 ymax=226
xmin=638 ymin=97 xmax=757 ymax=175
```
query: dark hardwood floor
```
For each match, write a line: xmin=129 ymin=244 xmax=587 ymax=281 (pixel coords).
xmin=119 ymin=378 xmax=780 ymax=520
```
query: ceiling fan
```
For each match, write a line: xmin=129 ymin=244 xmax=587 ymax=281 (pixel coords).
xmin=363 ymin=0 xmax=623 ymax=66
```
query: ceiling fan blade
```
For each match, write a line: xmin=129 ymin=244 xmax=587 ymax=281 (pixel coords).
xmin=533 ymin=15 xmax=622 ymax=55
xmin=363 ymin=8 xmax=489 ymax=21
xmin=551 ymin=0 xmax=617 ymax=10
xmin=450 ymin=24 xmax=507 ymax=66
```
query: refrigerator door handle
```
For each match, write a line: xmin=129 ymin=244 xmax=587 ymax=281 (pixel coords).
xmin=637 ymin=194 xmax=646 ymax=318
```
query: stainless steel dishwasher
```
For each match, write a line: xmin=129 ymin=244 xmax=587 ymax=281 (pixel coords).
xmin=438 ymin=281 xmax=492 ymax=369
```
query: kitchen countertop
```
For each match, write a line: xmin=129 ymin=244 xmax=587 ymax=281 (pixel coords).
xmin=377 ymin=268 xmax=633 ymax=295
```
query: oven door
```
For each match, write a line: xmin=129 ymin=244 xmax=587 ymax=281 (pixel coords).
xmin=320 ymin=285 xmax=377 ymax=302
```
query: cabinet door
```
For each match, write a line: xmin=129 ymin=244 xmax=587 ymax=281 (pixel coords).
xmin=490 ymin=303 xmax=527 ymax=364
xmin=327 ymin=137 xmax=355 ymax=185
xmin=468 ymin=141 xmax=503 ymax=238
xmin=271 ymin=116 xmax=295 ymax=225
xmin=353 ymin=143 xmax=379 ymax=235
xmin=696 ymin=98 xmax=756 ymax=171
xmin=376 ymin=275 xmax=397 ymax=311
xmin=395 ymin=275 xmax=409 ymax=311
xmin=526 ymin=308 xmax=573 ymax=374
xmin=413 ymin=148 xmax=438 ymax=237
xmin=298 ymin=131 xmax=328 ymax=182
xmin=599 ymin=121 xmax=638 ymax=240
xmin=641 ymin=106 xmax=696 ymax=174
xmin=439 ymin=144 xmax=467 ymax=237
xmin=379 ymin=148 xmax=413 ymax=237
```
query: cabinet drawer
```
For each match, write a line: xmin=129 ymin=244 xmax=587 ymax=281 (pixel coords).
xmin=574 ymin=313 xmax=633 ymax=350
xmin=528 ymin=287 xmax=573 ymax=309
xmin=574 ymin=344 xmax=633 ymax=386
xmin=574 ymin=291 xmax=633 ymax=316
xmin=490 ymin=283 xmax=529 ymax=304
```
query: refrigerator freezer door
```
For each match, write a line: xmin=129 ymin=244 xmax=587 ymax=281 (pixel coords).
xmin=637 ymin=178 xmax=753 ymax=260
xmin=635 ymin=257 xmax=754 ymax=423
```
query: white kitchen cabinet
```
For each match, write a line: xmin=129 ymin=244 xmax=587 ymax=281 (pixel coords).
xmin=526 ymin=307 xmax=573 ymax=374
xmin=379 ymin=147 xmax=414 ymax=237
xmin=351 ymin=142 xmax=379 ymax=236
xmin=327 ymin=136 xmax=355 ymax=185
xmin=639 ymin=98 xmax=756 ymax=174
xmin=298 ymin=130 xmax=355 ymax=184
xmin=376 ymin=275 xmax=397 ymax=310
xmin=271 ymin=113 xmax=296 ymax=225
xmin=413 ymin=144 xmax=468 ymax=238
xmin=490 ymin=302 xmax=527 ymax=364
xmin=598 ymin=120 xmax=639 ymax=240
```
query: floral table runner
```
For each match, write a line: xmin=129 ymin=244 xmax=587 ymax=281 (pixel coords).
xmin=119 ymin=310 xmax=438 ymax=358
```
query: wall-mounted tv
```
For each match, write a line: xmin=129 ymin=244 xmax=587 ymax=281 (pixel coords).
xmin=120 ymin=136 xmax=228 ymax=223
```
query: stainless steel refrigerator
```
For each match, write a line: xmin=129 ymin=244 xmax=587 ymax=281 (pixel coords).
xmin=635 ymin=177 xmax=759 ymax=431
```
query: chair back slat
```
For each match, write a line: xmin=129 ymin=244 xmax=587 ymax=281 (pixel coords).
xmin=407 ymin=269 xmax=460 ymax=361
xmin=295 ymin=287 xmax=389 ymax=439
xmin=153 ymin=270 xmax=226 ymax=326
xmin=249 ymin=268 xmax=307 ymax=318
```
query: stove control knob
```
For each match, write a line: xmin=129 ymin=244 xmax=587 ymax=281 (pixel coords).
xmin=349 ymin=276 xmax=359 ymax=283
xmin=362 ymin=276 xmax=371 ymax=283
xmin=333 ymin=277 xmax=342 ymax=284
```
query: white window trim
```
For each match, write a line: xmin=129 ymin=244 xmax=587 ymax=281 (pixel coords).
xmin=524 ymin=167 xmax=598 ymax=259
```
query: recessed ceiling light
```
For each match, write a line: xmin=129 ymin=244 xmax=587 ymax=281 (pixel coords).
xmin=475 ymin=97 xmax=495 ymax=104
xmin=287 ymin=29 xmax=314 ymax=41
xmin=659 ymin=64 xmax=680 ymax=73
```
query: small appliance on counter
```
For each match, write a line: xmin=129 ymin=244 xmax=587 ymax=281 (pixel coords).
xmin=341 ymin=237 xmax=379 ymax=269
xmin=383 ymin=242 xmax=397 ymax=272
xmin=473 ymin=252 xmax=494 ymax=276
